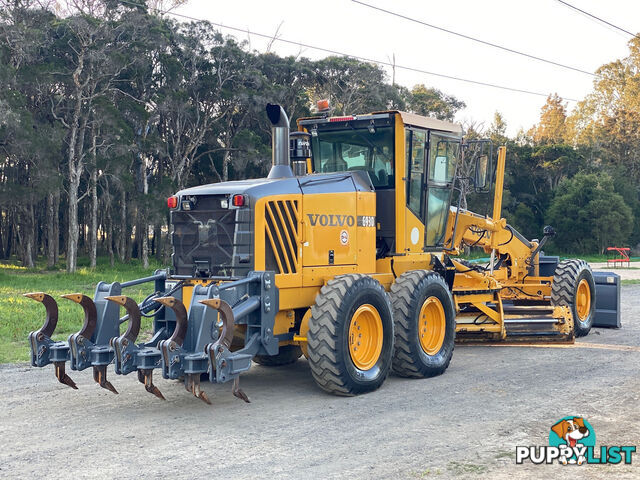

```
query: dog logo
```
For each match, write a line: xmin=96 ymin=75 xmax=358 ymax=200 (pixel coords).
xmin=550 ymin=417 xmax=593 ymax=465
xmin=517 ymin=416 xmax=635 ymax=465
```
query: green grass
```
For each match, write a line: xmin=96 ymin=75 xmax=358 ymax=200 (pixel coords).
xmin=0 ymin=257 xmax=166 ymax=363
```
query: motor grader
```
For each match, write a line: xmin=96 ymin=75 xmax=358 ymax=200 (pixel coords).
xmin=25 ymin=102 xmax=597 ymax=402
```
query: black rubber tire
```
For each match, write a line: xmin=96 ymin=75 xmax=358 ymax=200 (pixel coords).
xmin=254 ymin=345 xmax=303 ymax=366
xmin=307 ymin=274 xmax=394 ymax=396
xmin=551 ymin=259 xmax=596 ymax=337
xmin=390 ymin=271 xmax=456 ymax=378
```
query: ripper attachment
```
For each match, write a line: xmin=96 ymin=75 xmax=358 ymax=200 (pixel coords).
xmin=106 ymin=295 xmax=165 ymax=400
xmin=24 ymin=292 xmax=77 ymax=390
xmin=201 ymin=298 xmax=250 ymax=403
xmin=62 ymin=293 xmax=118 ymax=394
xmin=157 ymin=296 xmax=211 ymax=405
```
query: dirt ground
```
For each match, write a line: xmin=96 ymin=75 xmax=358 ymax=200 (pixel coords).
xmin=589 ymin=262 xmax=640 ymax=280
xmin=1 ymin=286 xmax=639 ymax=479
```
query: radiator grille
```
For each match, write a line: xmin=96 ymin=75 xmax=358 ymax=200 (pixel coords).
xmin=264 ymin=200 xmax=300 ymax=274
xmin=171 ymin=195 xmax=252 ymax=277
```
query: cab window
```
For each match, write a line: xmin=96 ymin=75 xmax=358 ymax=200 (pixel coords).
xmin=312 ymin=126 xmax=394 ymax=188
xmin=428 ymin=136 xmax=458 ymax=184
xmin=426 ymin=133 xmax=459 ymax=246
xmin=406 ymin=129 xmax=426 ymax=217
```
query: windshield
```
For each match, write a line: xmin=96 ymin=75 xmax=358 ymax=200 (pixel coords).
xmin=311 ymin=126 xmax=394 ymax=188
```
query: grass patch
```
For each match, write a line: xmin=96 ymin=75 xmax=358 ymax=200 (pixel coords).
xmin=0 ymin=257 xmax=166 ymax=363
xmin=447 ymin=461 xmax=488 ymax=475
xmin=411 ymin=468 xmax=443 ymax=477
xmin=622 ymin=279 xmax=640 ymax=285
xmin=494 ymin=450 xmax=513 ymax=460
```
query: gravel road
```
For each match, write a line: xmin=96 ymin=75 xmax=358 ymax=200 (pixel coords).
xmin=1 ymin=287 xmax=639 ymax=480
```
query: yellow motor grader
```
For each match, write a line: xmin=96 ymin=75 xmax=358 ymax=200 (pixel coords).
xmin=25 ymin=102 xmax=595 ymax=402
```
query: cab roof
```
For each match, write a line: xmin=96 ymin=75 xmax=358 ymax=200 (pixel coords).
xmin=297 ymin=110 xmax=462 ymax=135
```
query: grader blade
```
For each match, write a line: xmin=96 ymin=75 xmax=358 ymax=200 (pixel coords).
xmin=502 ymin=304 xmax=574 ymax=344
xmin=24 ymin=292 xmax=77 ymax=389
xmin=456 ymin=303 xmax=574 ymax=344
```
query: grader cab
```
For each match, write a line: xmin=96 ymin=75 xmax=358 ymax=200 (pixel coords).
xmin=25 ymin=102 xmax=596 ymax=402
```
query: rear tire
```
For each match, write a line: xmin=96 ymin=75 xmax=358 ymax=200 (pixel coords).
xmin=307 ymin=274 xmax=394 ymax=396
xmin=390 ymin=271 xmax=456 ymax=378
xmin=254 ymin=345 xmax=302 ymax=366
xmin=551 ymin=259 xmax=595 ymax=337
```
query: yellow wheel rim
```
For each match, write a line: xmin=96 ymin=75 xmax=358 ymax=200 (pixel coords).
xmin=576 ymin=279 xmax=591 ymax=322
xmin=418 ymin=296 xmax=446 ymax=355
xmin=348 ymin=304 xmax=383 ymax=370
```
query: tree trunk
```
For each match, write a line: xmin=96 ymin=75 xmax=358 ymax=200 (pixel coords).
xmin=66 ymin=94 xmax=83 ymax=273
xmin=140 ymin=156 xmax=149 ymax=269
xmin=0 ymin=208 xmax=4 ymax=259
xmin=119 ymin=188 xmax=127 ymax=262
xmin=89 ymin=129 xmax=98 ymax=268
xmin=5 ymin=213 xmax=13 ymax=259
xmin=53 ymin=191 xmax=60 ymax=264
xmin=154 ymin=224 xmax=162 ymax=262
xmin=67 ymin=178 xmax=79 ymax=272
xmin=223 ymin=150 xmax=231 ymax=182
xmin=140 ymin=217 xmax=149 ymax=269
xmin=104 ymin=186 xmax=115 ymax=267
xmin=46 ymin=193 xmax=57 ymax=267
xmin=17 ymin=205 xmax=36 ymax=268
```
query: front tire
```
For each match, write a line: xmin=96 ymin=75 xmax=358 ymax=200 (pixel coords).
xmin=307 ymin=274 xmax=394 ymax=396
xmin=390 ymin=271 xmax=456 ymax=378
xmin=551 ymin=259 xmax=595 ymax=337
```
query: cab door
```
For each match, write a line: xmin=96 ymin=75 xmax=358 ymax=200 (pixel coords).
xmin=424 ymin=132 xmax=460 ymax=248
xmin=404 ymin=128 xmax=427 ymax=252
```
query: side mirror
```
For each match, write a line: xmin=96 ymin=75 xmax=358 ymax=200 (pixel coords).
xmin=463 ymin=139 xmax=493 ymax=194
xmin=475 ymin=154 xmax=489 ymax=191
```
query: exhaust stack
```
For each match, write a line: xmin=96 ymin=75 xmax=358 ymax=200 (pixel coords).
xmin=266 ymin=104 xmax=294 ymax=179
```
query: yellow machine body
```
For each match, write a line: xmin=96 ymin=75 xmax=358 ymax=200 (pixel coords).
xmin=179 ymin=110 xmax=575 ymax=347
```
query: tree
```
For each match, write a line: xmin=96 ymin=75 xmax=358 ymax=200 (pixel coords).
xmin=311 ymin=56 xmax=400 ymax=115
xmin=547 ymin=173 xmax=633 ymax=253
xmin=0 ymin=1 xmax=473 ymax=269
xmin=0 ymin=5 xmax=63 ymax=267
xmin=406 ymin=84 xmax=465 ymax=121
xmin=567 ymin=37 xmax=640 ymax=178
xmin=529 ymin=94 xmax=567 ymax=144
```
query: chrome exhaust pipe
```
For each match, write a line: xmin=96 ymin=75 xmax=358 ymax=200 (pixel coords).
xmin=266 ymin=103 xmax=294 ymax=179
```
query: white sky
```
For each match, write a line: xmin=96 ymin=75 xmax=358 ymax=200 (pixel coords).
xmin=175 ymin=0 xmax=639 ymax=135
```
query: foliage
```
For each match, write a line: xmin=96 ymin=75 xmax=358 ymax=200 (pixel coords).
xmin=1 ymin=0 xmax=639 ymax=271
xmin=0 ymin=1 xmax=464 ymax=271
xmin=407 ymin=84 xmax=465 ymax=121
xmin=546 ymin=174 xmax=633 ymax=253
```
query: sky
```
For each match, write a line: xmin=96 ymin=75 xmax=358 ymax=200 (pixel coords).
xmin=173 ymin=0 xmax=640 ymax=136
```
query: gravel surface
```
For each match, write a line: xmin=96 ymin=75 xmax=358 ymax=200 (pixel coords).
xmin=589 ymin=262 xmax=640 ymax=280
xmin=1 ymin=287 xmax=639 ymax=479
